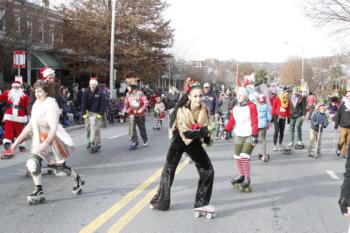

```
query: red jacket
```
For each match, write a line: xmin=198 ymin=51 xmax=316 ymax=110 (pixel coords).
xmin=271 ymin=96 xmax=290 ymax=119
xmin=0 ymin=90 xmax=29 ymax=123
xmin=225 ymin=101 xmax=259 ymax=137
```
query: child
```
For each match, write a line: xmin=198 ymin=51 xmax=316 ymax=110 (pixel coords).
xmin=153 ymin=96 xmax=165 ymax=130
xmin=306 ymin=104 xmax=329 ymax=158
xmin=256 ymin=94 xmax=272 ymax=162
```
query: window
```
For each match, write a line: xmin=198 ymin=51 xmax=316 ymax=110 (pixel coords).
xmin=39 ymin=21 xmax=44 ymax=42
xmin=49 ymin=24 xmax=54 ymax=46
xmin=27 ymin=19 xmax=32 ymax=38
xmin=0 ymin=9 xmax=5 ymax=32
xmin=14 ymin=10 xmax=20 ymax=33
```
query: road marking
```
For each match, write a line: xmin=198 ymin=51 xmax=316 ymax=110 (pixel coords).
xmin=326 ymin=170 xmax=340 ymax=180
xmin=108 ymin=132 xmax=128 ymax=139
xmin=107 ymin=161 xmax=187 ymax=233
xmin=79 ymin=166 xmax=164 ymax=233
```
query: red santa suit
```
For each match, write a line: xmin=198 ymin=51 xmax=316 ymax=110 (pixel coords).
xmin=0 ymin=81 xmax=29 ymax=148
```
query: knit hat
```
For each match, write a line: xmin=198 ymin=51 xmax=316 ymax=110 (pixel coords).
xmin=89 ymin=77 xmax=98 ymax=86
xmin=40 ymin=67 xmax=55 ymax=80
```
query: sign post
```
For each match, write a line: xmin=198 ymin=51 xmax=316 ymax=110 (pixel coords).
xmin=13 ymin=50 xmax=26 ymax=77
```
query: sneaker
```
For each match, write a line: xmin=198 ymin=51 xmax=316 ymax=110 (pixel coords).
xmin=297 ymin=141 xmax=303 ymax=146
xmin=143 ymin=141 xmax=148 ymax=146
xmin=272 ymin=145 xmax=278 ymax=151
xmin=288 ymin=142 xmax=294 ymax=147
xmin=307 ymin=154 xmax=314 ymax=159
xmin=215 ymin=136 xmax=218 ymax=140
xmin=278 ymin=144 xmax=284 ymax=151
xmin=336 ymin=150 xmax=341 ymax=157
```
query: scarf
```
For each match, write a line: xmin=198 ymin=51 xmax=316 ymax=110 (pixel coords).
xmin=279 ymin=93 xmax=289 ymax=109
xmin=175 ymin=104 xmax=210 ymax=145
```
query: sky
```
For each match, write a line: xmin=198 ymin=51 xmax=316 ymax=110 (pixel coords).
xmin=36 ymin=0 xmax=346 ymax=63
xmin=164 ymin=0 xmax=342 ymax=62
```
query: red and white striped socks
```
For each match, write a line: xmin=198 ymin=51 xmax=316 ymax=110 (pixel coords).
xmin=240 ymin=158 xmax=251 ymax=179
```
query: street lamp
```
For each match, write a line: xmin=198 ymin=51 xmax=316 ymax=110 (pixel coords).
xmin=284 ymin=41 xmax=304 ymax=84
xmin=109 ymin=0 xmax=116 ymax=99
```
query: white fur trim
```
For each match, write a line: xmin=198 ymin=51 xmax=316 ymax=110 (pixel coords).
xmin=234 ymin=154 xmax=241 ymax=160
xmin=3 ymin=138 xmax=12 ymax=145
xmin=43 ymin=68 xmax=55 ymax=78
xmin=3 ymin=114 xmax=28 ymax=123
xmin=240 ymin=153 xmax=251 ymax=159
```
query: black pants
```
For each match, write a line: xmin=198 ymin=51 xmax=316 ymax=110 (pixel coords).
xmin=150 ymin=132 xmax=214 ymax=210
xmin=132 ymin=115 xmax=148 ymax=144
xmin=273 ymin=115 xmax=286 ymax=145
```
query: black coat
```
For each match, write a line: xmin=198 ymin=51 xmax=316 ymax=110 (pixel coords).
xmin=81 ymin=87 xmax=106 ymax=115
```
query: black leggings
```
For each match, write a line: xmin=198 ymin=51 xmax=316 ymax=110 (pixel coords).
xmin=273 ymin=115 xmax=286 ymax=145
xmin=150 ymin=133 xmax=214 ymax=210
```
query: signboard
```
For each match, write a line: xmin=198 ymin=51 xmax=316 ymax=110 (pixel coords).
xmin=13 ymin=50 xmax=26 ymax=68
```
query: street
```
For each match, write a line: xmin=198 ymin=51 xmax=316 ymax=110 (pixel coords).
xmin=0 ymin=116 xmax=349 ymax=233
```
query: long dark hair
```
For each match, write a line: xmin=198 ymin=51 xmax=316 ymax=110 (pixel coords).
xmin=33 ymin=80 xmax=55 ymax=98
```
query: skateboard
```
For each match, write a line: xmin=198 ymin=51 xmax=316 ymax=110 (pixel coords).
xmin=194 ymin=205 xmax=216 ymax=219
xmin=27 ymin=196 xmax=45 ymax=206
xmin=0 ymin=149 xmax=14 ymax=159
xmin=280 ymin=147 xmax=291 ymax=155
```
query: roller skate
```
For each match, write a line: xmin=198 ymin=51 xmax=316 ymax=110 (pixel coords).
xmin=194 ymin=205 xmax=216 ymax=219
xmin=90 ymin=142 xmax=100 ymax=153
xmin=72 ymin=175 xmax=85 ymax=195
xmin=294 ymin=141 xmax=305 ymax=149
xmin=129 ymin=140 xmax=138 ymax=150
xmin=259 ymin=154 xmax=269 ymax=162
xmin=1 ymin=143 xmax=13 ymax=159
xmin=27 ymin=186 xmax=45 ymax=205
xmin=86 ymin=142 xmax=91 ymax=149
xmin=239 ymin=178 xmax=252 ymax=192
xmin=231 ymin=175 xmax=245 ymax=189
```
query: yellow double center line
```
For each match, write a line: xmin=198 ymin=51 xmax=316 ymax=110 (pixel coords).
xmin=80 ymin=161 xmax=187 ymax=233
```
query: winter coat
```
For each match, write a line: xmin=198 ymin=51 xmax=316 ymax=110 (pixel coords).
xmin=81 ymin=87 xmax=107 ymax=115
xmin=203 ymin=92 xmax=216 ymax=115
xmin=271 ymin=96 xmax=290 ymax=119
xmin=0 ymin=90 xmax=29 ymax=123
xmin=335 ymin=103 xmax=350 ymax=129
xmin=290 ymin=95 xmax=306 ymax=119
xmin=225 ymin=101 xmax=259 ymax=137
xmin=257 ymin=103 xmax=272 ymax=129
xmin=310 ymin=111 xmax=328 ymax=132
xmin=124 ymin=90 xmax=148 ymax=116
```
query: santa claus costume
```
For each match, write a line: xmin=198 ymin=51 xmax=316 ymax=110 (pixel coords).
xmin=0 ymin=76 xmax=29 ymax=159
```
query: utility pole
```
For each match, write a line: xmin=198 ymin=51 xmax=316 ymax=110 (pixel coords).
xmin=109 ymin=0 xmax=116 ymax=99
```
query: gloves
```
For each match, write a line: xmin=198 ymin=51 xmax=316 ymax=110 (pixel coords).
xmin=339 ymin=196 xmax=350 ymax=215
xmin=82 ymin=114 xmax=88 ymax=119
xmin=200 ymin=126 xmax=209 ymax=137
xmin=251 ymin=136 xmax=258 ymax=145
xmin=96 ymin=114 xmax=102 ymax=120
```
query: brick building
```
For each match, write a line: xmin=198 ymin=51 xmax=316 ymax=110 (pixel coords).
xmin=0 ymin=0 xmax=64 ymax=89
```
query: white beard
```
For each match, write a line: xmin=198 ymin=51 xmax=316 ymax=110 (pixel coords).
xmin=8 ymin=88 xmax=25 ymax=105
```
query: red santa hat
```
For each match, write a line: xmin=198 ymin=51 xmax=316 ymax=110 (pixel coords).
xmin=40 ymin=67 xmax=55 ymax=80
xmin=12 ymin=76 xmax=23 ymax=88
xmin=89 ymin=77 xmax=98 ymax=86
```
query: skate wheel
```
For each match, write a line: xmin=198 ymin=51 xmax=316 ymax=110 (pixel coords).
xmin=206 ymin=213 xmax=213 ymax=219
xmin=194 ymin=211 xmax=200 ymax=218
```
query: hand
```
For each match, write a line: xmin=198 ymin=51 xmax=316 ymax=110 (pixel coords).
xmin=96 ymin=114 xmax=102 ymax=120
xmin=59 ymin=108 xmax=63 ymax=114
xmin=82 ymin=114 xmax=88 ymax=119
xmin=251 ymin=136 xmax=258 ymax=145
xmin=339 ymin=196 xmax=350 ymax=216
xmin=10 ymin=144 xmax=17 ymax=152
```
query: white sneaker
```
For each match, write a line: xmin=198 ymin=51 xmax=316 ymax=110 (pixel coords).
xmin=143 ymin=141 xmax=148 ymax=146
xmin=272 ymin=145 xmax=278 ymax=151
xmin=288 ymin=142 xmax=294 ymax=147
xmin=297 ymin=141 xmax=303 ymax=146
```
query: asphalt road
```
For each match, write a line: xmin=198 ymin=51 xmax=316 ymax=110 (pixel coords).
xmin=0 ymin=116 xmax=349 ymax=233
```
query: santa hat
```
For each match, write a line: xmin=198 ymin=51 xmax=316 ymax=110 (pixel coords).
xmin=89 ymin=77 xmax=98 ymax=86
xmin=40 ymin=67 xmax=55 ymax=80
xmin=12 ymin=76 xmax=23 ymax=88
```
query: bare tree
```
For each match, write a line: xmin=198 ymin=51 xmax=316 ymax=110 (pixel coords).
xmin=305 ymin=0 xmax=350 ymax=36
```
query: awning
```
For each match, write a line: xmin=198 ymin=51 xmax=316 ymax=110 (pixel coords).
xmin=31 ymin=51 xmax=64 ymax=70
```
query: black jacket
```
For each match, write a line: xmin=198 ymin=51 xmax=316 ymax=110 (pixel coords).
xmin=339 ymin=146 xmax=350 ymax=213
xmin=81 ymin=87 xmax=106 ymax=115
xmin=335 ymin=103 xmax=350 ymax=128
xmin=290 ymin=95 xmax=306 ymax=119
xmin=28 ymin=83 xmax=63 ymax=115
xmin=203 ymin=92 xmax=216 ymax=115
